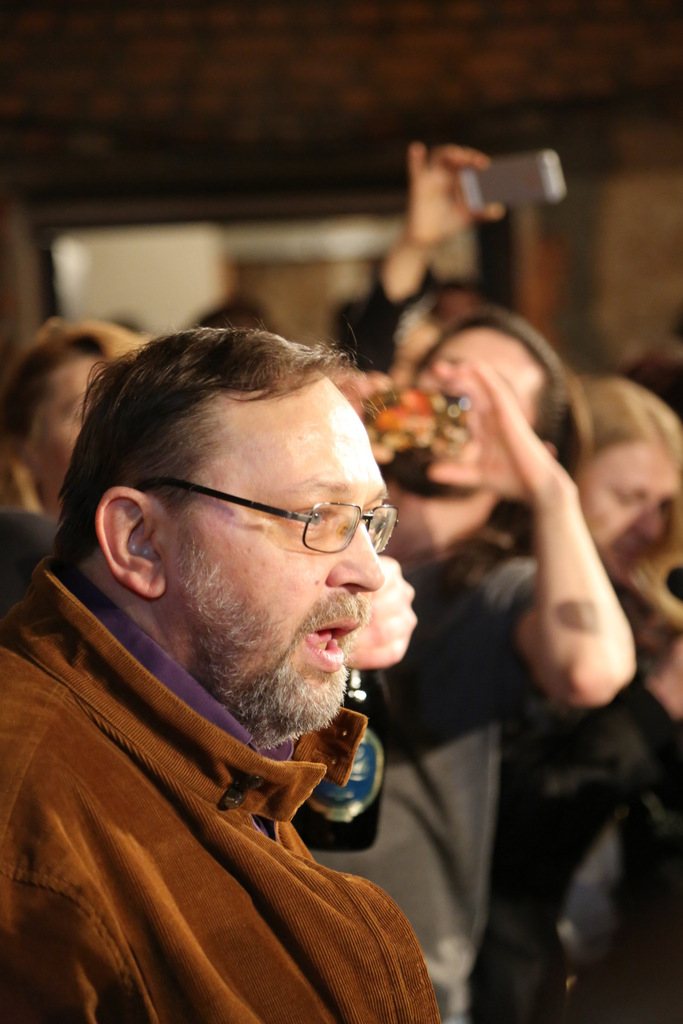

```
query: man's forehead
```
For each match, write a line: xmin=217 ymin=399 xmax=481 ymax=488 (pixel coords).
xmin=205 ymin=382 xmax=384 ymax=495
xmin=214 ymin=379 xmax=363 ymax=437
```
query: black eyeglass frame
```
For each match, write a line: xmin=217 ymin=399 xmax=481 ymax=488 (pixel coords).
xmin=135 ymin=476 xmax=398 ymax=554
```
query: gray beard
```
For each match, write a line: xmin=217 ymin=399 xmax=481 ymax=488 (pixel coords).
xmin=177 ymin=538 xmax=371 ymax=748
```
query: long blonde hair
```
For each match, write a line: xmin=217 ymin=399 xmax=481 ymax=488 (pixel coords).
xmin=580 ymin=374 xmax=683 ymax=629
xmin=0 ymin=318 xmax=145 ymax=512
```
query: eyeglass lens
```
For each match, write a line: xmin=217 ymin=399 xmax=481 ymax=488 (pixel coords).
xmin=304 ymin=504 xmax=396 ymax=554
xmin=368 ymin=507 xmax=396 ymax=553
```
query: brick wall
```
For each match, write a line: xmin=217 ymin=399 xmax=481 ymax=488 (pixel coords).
xmin=1 ymin=0 xmax=681 ymax=202
xmin=1 ymin=1 xmax=682 ymax=364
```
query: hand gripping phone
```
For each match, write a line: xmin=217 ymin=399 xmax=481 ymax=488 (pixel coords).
xmin=459 ymin=149 xmax=567 ymax=211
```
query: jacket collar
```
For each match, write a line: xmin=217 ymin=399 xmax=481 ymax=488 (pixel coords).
xmin=0 ymin=559 xmax=367 ymax=822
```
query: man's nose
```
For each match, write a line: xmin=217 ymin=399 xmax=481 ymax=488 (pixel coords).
xmin=328 ymin=523 xmax=386 ymax=593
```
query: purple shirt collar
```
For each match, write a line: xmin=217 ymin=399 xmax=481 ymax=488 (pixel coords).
xmin=57 ymin=565 xmax=293 ymax=763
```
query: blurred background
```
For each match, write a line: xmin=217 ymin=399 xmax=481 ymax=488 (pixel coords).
xmin=1 ymin=0 xmax=682 ymax=371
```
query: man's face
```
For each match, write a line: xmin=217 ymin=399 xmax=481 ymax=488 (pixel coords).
xmin=168 ymin=378 xmax=387 ymax=747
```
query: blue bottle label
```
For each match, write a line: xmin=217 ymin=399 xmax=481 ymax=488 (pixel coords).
xmin=309 ymin=727 xmax=385 ymax=823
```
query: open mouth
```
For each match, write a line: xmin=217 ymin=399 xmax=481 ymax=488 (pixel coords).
xmin=312 ymin=619 xmax=359 ymax=648
xmin=305 ymin=620 xmax=360 ymax=671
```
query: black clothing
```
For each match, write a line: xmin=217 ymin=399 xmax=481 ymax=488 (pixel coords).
xmin=471 ymin=682 xmax=681 ymax=1024
xmin=0 ymin=508 xmax=55 ymax=617
xmin=337 ymin=274 xmax=434 ymax=372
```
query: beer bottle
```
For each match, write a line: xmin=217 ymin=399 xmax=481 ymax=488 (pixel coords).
xmin=294 ymin=669 xmax=388 ymax=851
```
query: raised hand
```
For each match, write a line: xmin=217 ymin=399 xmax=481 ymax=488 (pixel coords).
xmin=425 ymin=361 xmax=565 ymax=505
xmin=381 ymin=142 xmax=505 ymax=304
xmin=348 ymin=556 xmax=417 ymax=670
xmin=403 ymin=141 xmax=504 ymax=248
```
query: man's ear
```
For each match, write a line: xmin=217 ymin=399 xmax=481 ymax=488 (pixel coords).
xmin=95 ymin=487 xmax=168 ymax=599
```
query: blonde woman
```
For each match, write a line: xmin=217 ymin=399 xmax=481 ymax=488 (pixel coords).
xmin=0 ymin=319 xmax=145 ymax=614
xmin=577 ymin=375 xmax=683 ymax=622
xmin=0 ymin=318 xmax=145 ymax=515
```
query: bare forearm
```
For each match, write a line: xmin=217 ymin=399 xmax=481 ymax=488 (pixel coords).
xmin=519 ymin=474 xmax=636 ymax=707
xmin=379 ymin=235 xmax=433 ymax=303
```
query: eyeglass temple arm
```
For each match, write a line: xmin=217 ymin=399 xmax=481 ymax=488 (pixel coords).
xmin=134 ymin=477 xmax=311 ymax=524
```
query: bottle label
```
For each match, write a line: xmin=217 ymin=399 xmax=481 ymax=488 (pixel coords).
xmin=308 ymin=727 xmax=385 ymax=823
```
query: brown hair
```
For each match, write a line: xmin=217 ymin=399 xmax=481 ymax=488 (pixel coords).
xmin=0 ymin=318 xmax=145 ymax=511
xmin=55 ymin=326 xmax=350 ymax=563
xmin=416 ymin=303 xmax=574 ymax=462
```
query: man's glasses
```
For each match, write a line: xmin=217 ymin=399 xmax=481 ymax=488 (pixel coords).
xmin=135 ymin=477 xmax=398 ymax=555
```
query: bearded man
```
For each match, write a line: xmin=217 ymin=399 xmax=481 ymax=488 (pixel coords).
xmin=0 ymin=326 xmax=437 ymax=1023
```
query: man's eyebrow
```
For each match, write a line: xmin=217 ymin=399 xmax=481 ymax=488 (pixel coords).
xmin=283 ymin=479 xmax=389 ymax=504
xmin=368 ymin=484 xmax=390 ymax=504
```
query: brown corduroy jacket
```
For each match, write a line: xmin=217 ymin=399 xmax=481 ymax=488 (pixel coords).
xmin=0 ymin=563 xmax=439 ymax=1023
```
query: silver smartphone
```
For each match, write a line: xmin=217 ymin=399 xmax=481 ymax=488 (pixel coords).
xmin=459 ymin=149 xmax=567 ymax=211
